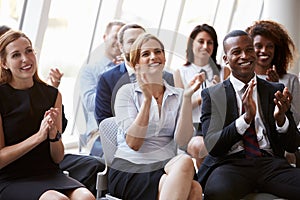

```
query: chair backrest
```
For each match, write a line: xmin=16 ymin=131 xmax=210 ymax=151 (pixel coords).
xmin=99 ymin=117 xmax=118 ymax=166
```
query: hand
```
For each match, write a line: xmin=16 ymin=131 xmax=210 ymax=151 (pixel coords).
xmin=274 ymin=87 xmax=292 ymax=126
xmin=48 ymin=68 xmax=64 ymax=88
xmin=184 ymin=73 xmax=205 ymax=98
xmin=242 ymin=80 xmax=256 ymax=124
xmin=44 ymin=108 xmax=60 ymax=139
xmin=266 ymin=65 xmax=279 ymax=82
xmin=135 ymin=64 xmax=152 ymax=100
xmin=212 ymin=75 xmax=220 ymax=85
xmin=38 ymin=115 xmax=52 ymax=142
xmin=112 ymin=55 xmax=124 ymax=65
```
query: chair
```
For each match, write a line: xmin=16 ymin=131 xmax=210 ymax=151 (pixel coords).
xmin=96 ymin=117 xmax=121 ymax=200
xmin=96 ymin=118 xmax=281 ymax=200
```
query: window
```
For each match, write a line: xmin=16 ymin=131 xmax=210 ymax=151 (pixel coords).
xmin=0 ymin=0 xmax=23 ymax=29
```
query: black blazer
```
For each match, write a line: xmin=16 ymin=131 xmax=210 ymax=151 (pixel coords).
xmin=198 ymin=77 xmax=300 ymax=187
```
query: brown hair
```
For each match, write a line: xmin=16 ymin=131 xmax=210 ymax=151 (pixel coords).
xmin=0 ymin=30 xmax=44 ymax=84
xmin=129 ymin=33 xmax=165 ymax=68
xmin=0 ymin=25 xmax=11 ymax=36
xmin=246 ymin=20 xmax=296 ymax=76
xmin=185 ymin=24 xmax=220 ymax=71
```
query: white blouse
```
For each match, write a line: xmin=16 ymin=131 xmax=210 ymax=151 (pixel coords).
xmin=178 ymin=63 xmax=217 ymax=123
xmin=114 ymin=81 xmax=183 ymax=164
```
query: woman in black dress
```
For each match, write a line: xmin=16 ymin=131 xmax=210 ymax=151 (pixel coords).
xmin=0 ymin=30 xmax=95 ymax=200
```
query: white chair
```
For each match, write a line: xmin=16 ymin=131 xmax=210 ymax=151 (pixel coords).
xmin=96 ymin=117 xmax=121 ymax=200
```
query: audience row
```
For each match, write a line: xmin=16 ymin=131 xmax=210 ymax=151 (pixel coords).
xmin=1 ymin=18 xmax=300 ymax=200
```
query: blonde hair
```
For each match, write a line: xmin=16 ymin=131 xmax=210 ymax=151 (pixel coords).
xmin=129 ymin=33 xmax=165 ymax=68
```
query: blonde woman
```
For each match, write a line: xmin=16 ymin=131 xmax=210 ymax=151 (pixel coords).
xmin=109 ymin=33 xmax=203 ymax=200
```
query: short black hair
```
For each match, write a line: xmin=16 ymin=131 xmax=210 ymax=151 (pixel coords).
xmin=223 ymin=30 xmax=249 ymax=52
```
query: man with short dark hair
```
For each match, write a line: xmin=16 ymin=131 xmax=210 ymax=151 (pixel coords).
xmin=197 ymin=30 xmax=300 ymax=199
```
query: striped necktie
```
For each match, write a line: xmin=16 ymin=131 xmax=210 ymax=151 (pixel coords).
xmin=241 ymin=84 xmax=262 ymax=158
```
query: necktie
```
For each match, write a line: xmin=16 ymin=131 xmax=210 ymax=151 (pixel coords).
xmin=241 ymin=84 xmax=262 ymax=158
xmin=199 ymin=69 xmax=207 ymax=88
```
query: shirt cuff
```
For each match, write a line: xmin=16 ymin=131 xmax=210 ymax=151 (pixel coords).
xmin=276 ymin=116 xmax=289 ymax=133
xmin=235 ymin=113 xmax=250 ymax=135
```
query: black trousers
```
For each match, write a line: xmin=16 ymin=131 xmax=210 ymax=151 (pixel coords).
xmin=59 ymin=154 xmax=105 ymax=196
xmin=204 ymin=156 xmax=300 ymax=200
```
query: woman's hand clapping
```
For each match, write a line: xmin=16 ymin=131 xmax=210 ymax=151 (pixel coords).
xmin=38 ymin=108 xmax=60 ymax=142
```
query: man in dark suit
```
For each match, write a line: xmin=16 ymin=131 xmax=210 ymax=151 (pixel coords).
xmin=197 ymin=30 xmax=300 ymax=199
xmin=95 ymin=23 xmax=174 ymax=124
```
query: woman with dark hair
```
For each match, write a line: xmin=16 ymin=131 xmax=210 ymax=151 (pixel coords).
xmin=174 ymin=24 xmax=230 ymax=168
xmin=246 ymin=20 xmax=300 ymax=166
xmin=246 ymin=20 xmax=300 ymax=126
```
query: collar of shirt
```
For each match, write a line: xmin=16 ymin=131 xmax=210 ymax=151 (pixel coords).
xmin=125 ymin=61 xmax=135 ymax=77
xmin=230 ymin=74 xmax=258 ymax=116
xmin=229 ymin=73 xmax=271 ymax=153
xmin=230 ymin=73 xmax=257 ymax=96
xmin=133 ymin=80 xmax=182 ymax=99
xmin=191 ymin=63 xmax=213 ymax=81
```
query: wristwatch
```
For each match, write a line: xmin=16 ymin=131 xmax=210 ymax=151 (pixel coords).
xmin=49 ymin=131 xmax=62 ymax=142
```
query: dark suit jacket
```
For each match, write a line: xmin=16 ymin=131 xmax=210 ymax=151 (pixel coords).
xmin=198 ymin=77 xmax=300 ymax=188
xmin=94 ymin=62 xmax=174 ymax=124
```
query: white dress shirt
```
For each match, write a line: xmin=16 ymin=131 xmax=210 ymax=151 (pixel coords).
xmin=114 ymin=81 xmax=183 ymax=164
xmin=229 ymin=74 xmax=289 ymax=155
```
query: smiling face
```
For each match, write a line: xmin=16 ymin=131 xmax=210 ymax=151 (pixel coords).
xmin=120 ymin=28 xmax=145 ymax=62
xmin=138 ymin=38 xmax=165 ymax=75
xmin=253 ymin=35 xmax=275 ymax=69
xmin=223 ymin=35 xmax=257 ymax=83
xmin=104 ymin=24 xmax=123 ymax=60
xmin=193 ymin=31 xmax=214 ymax=62
xmin=3 ymin=36 xmax=37 ymax=84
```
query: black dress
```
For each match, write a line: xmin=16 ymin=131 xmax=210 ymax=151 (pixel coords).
xmin=0 ymin=81 xmax=84 ymax=200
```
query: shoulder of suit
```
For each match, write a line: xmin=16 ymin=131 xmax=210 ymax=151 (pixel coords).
xmin=163 ymin=70 xmax=173 ymax=76
xmin=257 ymin=77 xmax=284 ymax=91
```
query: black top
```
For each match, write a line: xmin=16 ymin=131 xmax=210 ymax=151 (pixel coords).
xmin=0 ymin=81 xmax=83 ymax=199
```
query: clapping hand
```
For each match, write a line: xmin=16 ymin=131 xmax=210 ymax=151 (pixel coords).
xmin=135 ymin=64 xmax=152 ymax=100
xmin=44 ymin=108 xmax=60 ymax=139
xmin=184 ymin=72 xmax=205 ymax=98
xmin=274 ymin=87 xmax=292 ymax=126
xmin=266 ymin=65 xmax=279 ymax=82
xmin=242 ymin=80 xmax=256 ymax=124
xmin=48 ymin=68 xmax=64 ymax=88
xmin=113 ymin=55 xmax=124 ymax=65
xmin=212 ymin=75 xmax=220 ymax=85
xmin=37 ymin=108 xmax=59 ymax=142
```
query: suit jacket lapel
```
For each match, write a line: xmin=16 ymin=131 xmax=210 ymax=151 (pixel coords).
xmin=223 ymin=79 xmax=239 ymax=126
xmin=256 ymin=78 xmax=269 ymax=122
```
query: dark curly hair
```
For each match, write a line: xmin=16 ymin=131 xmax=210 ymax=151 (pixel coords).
xmin=246 ymin=20 xmax=296 ymax=77
xmin=184 ymin=24 xmax=220 ymax=71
